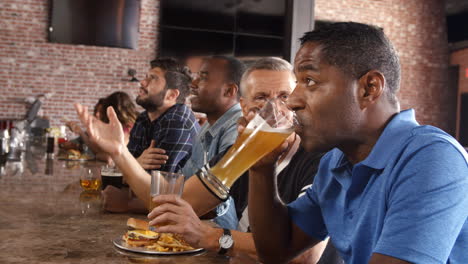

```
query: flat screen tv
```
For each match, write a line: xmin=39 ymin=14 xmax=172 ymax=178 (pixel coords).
xmin=49 ymin=0 xmax=140 ymax=49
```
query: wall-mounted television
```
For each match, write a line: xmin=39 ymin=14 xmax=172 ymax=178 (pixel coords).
xmin=48 ymin=0 xmax=140 ymax=49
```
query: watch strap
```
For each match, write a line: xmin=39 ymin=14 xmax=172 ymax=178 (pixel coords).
xmin=217 ymin=228 xmax=232 ymax=255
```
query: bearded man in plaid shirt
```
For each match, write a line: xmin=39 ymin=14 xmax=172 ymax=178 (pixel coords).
xmin=127 ymin=58 xmax=200 ymax=173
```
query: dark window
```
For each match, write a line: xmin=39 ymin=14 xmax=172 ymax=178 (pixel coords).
xmin=234 ymin=35 xmax=283 ymax=57
xmin=159 ymin=0 xmax=291 ymax=59
xmin=159 ymin=27 xmax=234 ymax=57
xmin=160 ymin=0 xmax=235 ymax=31
xmin=447 ymin=11 xmax=468 ymax=43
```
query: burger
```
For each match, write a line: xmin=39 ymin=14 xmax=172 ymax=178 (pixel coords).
xmin=122 ymin=218 xmax=160 ymax=247
xmin=67 ymin=149 xmax=81 ymax=160
xmin=124 ymin=230 xmax=160 ymax=247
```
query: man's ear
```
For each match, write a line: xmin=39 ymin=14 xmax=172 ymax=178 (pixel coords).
xmin=224 ymin=83 xmax=239 ymax=98
xmin=165 ymin=89 xmax=180 ymax=102
xmin=239 ymin=97 xmax=249 ymax=116
xmin=358 ymin=70 xmax=385 ymax=109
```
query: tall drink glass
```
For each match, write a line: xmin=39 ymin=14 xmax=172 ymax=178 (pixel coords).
xmin=196 ymin=99 xmax=296 ymax=200
xmin=149 ymin=170 xmax=185 ymax=211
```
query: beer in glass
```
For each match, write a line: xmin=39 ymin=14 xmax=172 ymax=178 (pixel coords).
xmin=101 ymin=165 xmax=123 ymax=190
xmin=149 ymin=170 xmax=185 ymax=226
xmin=79 ymin=167 xmax=101 ymax=191
xmin=149 ymin=170 xmax=185 ymax=211
xmin=197 ymin=99 xmax=295 ymax=200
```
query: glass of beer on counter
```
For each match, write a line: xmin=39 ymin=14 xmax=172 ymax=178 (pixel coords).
xmin=79 ymin=166 xmax=102 ymax=191
xmin=196 ymin=99 xmax=296 ymax=200
xmin=101 ymin=165 xmax=124 ymax=190
xmin=149 ymin=170 xmax=185 ymax=212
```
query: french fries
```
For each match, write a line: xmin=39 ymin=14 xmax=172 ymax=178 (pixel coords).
xmin=135 ymin=233 xmax=195 ymax=252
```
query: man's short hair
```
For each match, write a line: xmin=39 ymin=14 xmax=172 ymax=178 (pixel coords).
xmin=150 ymin=57 xmax=182 ymax=72
xmin=150 ymin=58 xmax=191 ymax=104
xmin=164 ymin=68 xmax=192 ymax=104
xmin=300 ymin=22 xmax=401 ymax=105
xmin=210 ymin=55 xmax=246 ymax=98
xmin=239 ymin=57 xmax=293 ymax=97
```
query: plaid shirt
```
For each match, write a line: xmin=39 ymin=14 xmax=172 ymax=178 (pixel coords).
xmin=127 ymin=104 xmax=200 ymax=173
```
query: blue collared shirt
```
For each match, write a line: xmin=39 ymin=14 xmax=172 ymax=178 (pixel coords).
xmin=288 ymin=109 xmax=468 ymax=264
xmin=181 ymin=103 xmax=242 ymax=178
xmin=127 ymin=104 xmax=200 ymax=173
xmin=181 ymin=103 xmax=242 ymax=230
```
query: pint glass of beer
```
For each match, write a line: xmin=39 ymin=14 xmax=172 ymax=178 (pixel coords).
xmin=100 ymin=165 xmax=123 ymax=190
xmin=196 ymin=99 xmax=296 ymax=200
xmin=149 ymin=171 xmax=185 ymax=211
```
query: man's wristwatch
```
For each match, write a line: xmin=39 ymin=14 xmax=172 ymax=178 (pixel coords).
xmin=218 ymin=228 xmax=234 ymax=255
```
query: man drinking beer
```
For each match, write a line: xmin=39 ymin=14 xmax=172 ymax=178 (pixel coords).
xmin=243 ymin=22 xmax=468 ymax=264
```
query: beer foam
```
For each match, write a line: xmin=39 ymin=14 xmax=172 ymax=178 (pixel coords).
xmin=101 ymin=172 xmax=123 ymax=177
xmin=246 ymin=115 xmax=294 ymax=134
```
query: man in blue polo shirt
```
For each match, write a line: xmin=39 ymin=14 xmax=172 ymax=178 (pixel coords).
xmin=246 ymin=22 xmax=468 ymax=264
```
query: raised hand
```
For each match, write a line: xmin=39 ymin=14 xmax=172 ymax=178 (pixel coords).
xmin=74 ymin=103 xmax=125 ymax=157
xmin=74 ymin=103 xmax=91 ymax=127
xmin=136 ymin=140 xmax=169 ymax=170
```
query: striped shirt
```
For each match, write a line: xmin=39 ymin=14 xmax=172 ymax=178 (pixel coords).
xmin=127 ymin=104 xmax=200 ymax=173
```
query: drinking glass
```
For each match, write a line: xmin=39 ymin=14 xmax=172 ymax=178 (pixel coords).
xmin=196 ymin=99 xmax=296 ymax=200
xmin=149 ymin=170 xmax=185 ymax=211
xmin=79 ymin=166 xmax=101 ymax=191
xmin=100 ymin=164 xmax=123 ymax=190
xmin=0 ymin=130 xmax=9 ymax=165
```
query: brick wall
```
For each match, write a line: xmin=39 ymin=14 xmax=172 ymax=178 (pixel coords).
xmin=315 ymin=0 xmax=455 ymax=134
xmin=0 ymin=0 xmax=456 ymax=134
xmin=0 ymin=0 xmax=159 ymax=127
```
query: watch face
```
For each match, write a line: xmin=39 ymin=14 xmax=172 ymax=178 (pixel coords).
xmin=219 ymin=234 xmax=234 ymax=249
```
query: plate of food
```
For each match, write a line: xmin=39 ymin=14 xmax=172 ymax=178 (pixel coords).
xmin=58 ymin=149 xmax=94 ymax=161
xmin=113 ymin=218 xmax=204 ymax=255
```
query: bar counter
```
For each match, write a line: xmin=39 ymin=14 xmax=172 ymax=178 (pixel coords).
xmin=0 ymin=148 xmax=230 ymax=264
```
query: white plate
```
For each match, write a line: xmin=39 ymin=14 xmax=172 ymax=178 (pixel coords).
xmin=113 ymin=237 xmax=204 ymax=255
